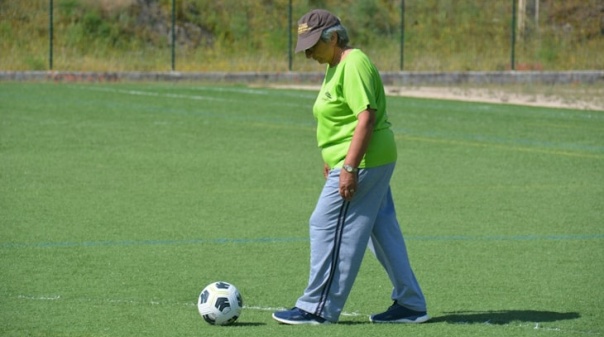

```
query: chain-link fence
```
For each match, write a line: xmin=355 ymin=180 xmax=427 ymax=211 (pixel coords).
xmin=1 ymin=0 xmax=602 ymax=72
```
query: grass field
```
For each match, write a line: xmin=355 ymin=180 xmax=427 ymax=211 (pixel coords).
xmin=1 ymin=82 xmax=603 ymax=337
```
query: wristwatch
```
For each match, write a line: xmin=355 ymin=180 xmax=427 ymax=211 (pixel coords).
xmin=342 ymin=164 xmax=358 ymax=173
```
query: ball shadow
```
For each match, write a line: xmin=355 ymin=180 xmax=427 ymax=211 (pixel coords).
xmin=229 ymin=322 xmax=267 ymax=327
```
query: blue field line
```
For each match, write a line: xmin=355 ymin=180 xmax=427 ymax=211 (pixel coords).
xmin=409 ymin=234 xmax=604 ymax=242
xmin=0 ymin=237 xmax=310 ymax=249
xmin=393 ymin=128 xmax=604 ymax=155
xmin=1 ymin=234 xmax=603 ymax=250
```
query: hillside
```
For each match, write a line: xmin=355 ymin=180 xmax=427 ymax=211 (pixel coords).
xmin=0 ymin=0 xmax=602 ymax=71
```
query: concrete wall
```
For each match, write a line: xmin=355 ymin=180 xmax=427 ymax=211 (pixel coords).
xmin=1 ymin=70 xmax=603 ymax=85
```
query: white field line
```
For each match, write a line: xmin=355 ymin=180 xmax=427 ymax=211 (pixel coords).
xmin=75 ymin=85 xmax=308 ymax=108
xmin=15 ymin=294 xmax=363 ymax=317
xmin=76 ymin=86 xmax=228 ymax=101
xmin=15 ymin=295 xmax=593 ymax=334
xmin=243 ymin=305 xmax=364 ymax=317
xmin=191 ymin=85 xmax=317 ymax=99
xmin=17 ymin=294 xmax=61 ymax=300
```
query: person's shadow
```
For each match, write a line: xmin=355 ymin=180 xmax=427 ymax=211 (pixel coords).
xmin=335 ymin=309 xmax=580 ymax=326
xmin=430 ymin=310 xmax=580 ymax=325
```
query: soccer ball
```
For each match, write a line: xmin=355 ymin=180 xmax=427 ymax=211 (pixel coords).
xmin=197 ymin=281 xmax=243 ymax=326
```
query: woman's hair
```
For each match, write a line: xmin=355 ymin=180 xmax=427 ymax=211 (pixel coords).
xmin=320 ymin=24 xmax=349 ymax=48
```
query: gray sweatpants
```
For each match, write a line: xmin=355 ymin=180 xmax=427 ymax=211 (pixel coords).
xmin=295 ymin=163 xmax=427 ymax=322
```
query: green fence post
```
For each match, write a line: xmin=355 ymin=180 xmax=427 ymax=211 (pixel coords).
xmin=288 ymin=0 xmax=293 ymax=71
xmin=49 ymin=0 xmax=53 ymax=70
xmin=400 ymin=0 xmax=405 ymax=71
xmin=511 ymin=0 xmax=517 ymax=70
xmin=171 ymin=0 xmax=176 ymax=71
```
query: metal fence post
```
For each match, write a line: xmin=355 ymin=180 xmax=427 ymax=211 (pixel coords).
xmin=49 ymin=0 xmax=53 ymax=70
xmin=511 ymin=0 xmax=517 ymax=70
xmin=288 ymin=0 xmax=293 ymax=71
xmin=400 ymin=0 xmax=405 ymax=71
xmin=171 ymin=0 xmax=176 ymax=71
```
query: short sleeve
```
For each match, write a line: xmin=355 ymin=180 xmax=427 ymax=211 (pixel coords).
xmin=342 ymin=54 xmax=379 ymax=116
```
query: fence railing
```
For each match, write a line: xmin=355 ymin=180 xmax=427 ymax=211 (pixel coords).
xmin=5 ymin=0 xmax=601 ymax=72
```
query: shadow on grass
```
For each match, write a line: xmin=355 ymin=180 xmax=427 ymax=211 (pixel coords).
xmin=230 ymin=322 xmax=267 ymax=327
xmin=271 ymin=310 xmax=580 ymax=326
xmin=430 ymin=310 xmax=580 ymax=325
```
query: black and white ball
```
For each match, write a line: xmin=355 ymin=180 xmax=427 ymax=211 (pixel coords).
xmin=197 ymin=281 xmax=243 ymax=326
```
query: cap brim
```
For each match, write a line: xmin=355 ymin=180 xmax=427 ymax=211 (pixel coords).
xmin=295 ymin=30 xmax=323 ymax=53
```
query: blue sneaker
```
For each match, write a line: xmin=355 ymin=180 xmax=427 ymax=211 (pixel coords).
xmin=272 ymin=307 xmax=329 ymax=325
xmin=370 ymin=302 xmax=430 ymax=323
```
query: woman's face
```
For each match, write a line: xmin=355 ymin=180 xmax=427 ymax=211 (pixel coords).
xmin=305 ymin=35 xmax=335 ymax=65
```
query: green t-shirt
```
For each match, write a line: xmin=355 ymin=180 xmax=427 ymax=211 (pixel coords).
xmin=313 ymin=49 xmax=397 ymax=169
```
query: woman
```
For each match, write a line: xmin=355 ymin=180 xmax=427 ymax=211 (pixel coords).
xmin=272 ymin=9 xmax=429 ymax=325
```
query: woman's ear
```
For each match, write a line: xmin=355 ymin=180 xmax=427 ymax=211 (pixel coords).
xmin=330 ymin=32 xmax=339 ymax=46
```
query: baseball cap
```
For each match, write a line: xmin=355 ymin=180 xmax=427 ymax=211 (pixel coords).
xmin=295 ymin=9 xmax=340 ymax=53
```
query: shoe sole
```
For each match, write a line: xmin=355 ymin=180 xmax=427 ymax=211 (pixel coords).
xmin=370 ymin=314 xmax=430 ymax=324
xmin=272 ymin=313 xmax=330 ymax=325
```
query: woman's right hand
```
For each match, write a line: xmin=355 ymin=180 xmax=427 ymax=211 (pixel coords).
xmin=323 ymin=163 xmax=330 ymax=179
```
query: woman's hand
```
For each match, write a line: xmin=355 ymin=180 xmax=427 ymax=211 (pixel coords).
xmin=339 ymin=170 xmax=357 ymax=201
xmin=323 ymin=163 xmax=330 ymax=179
xmin=339 ymin=108 xmax=375 ymax=201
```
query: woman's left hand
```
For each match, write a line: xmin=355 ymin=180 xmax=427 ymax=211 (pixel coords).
xmin=339 ymin=170 xmax=357 ymax=201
